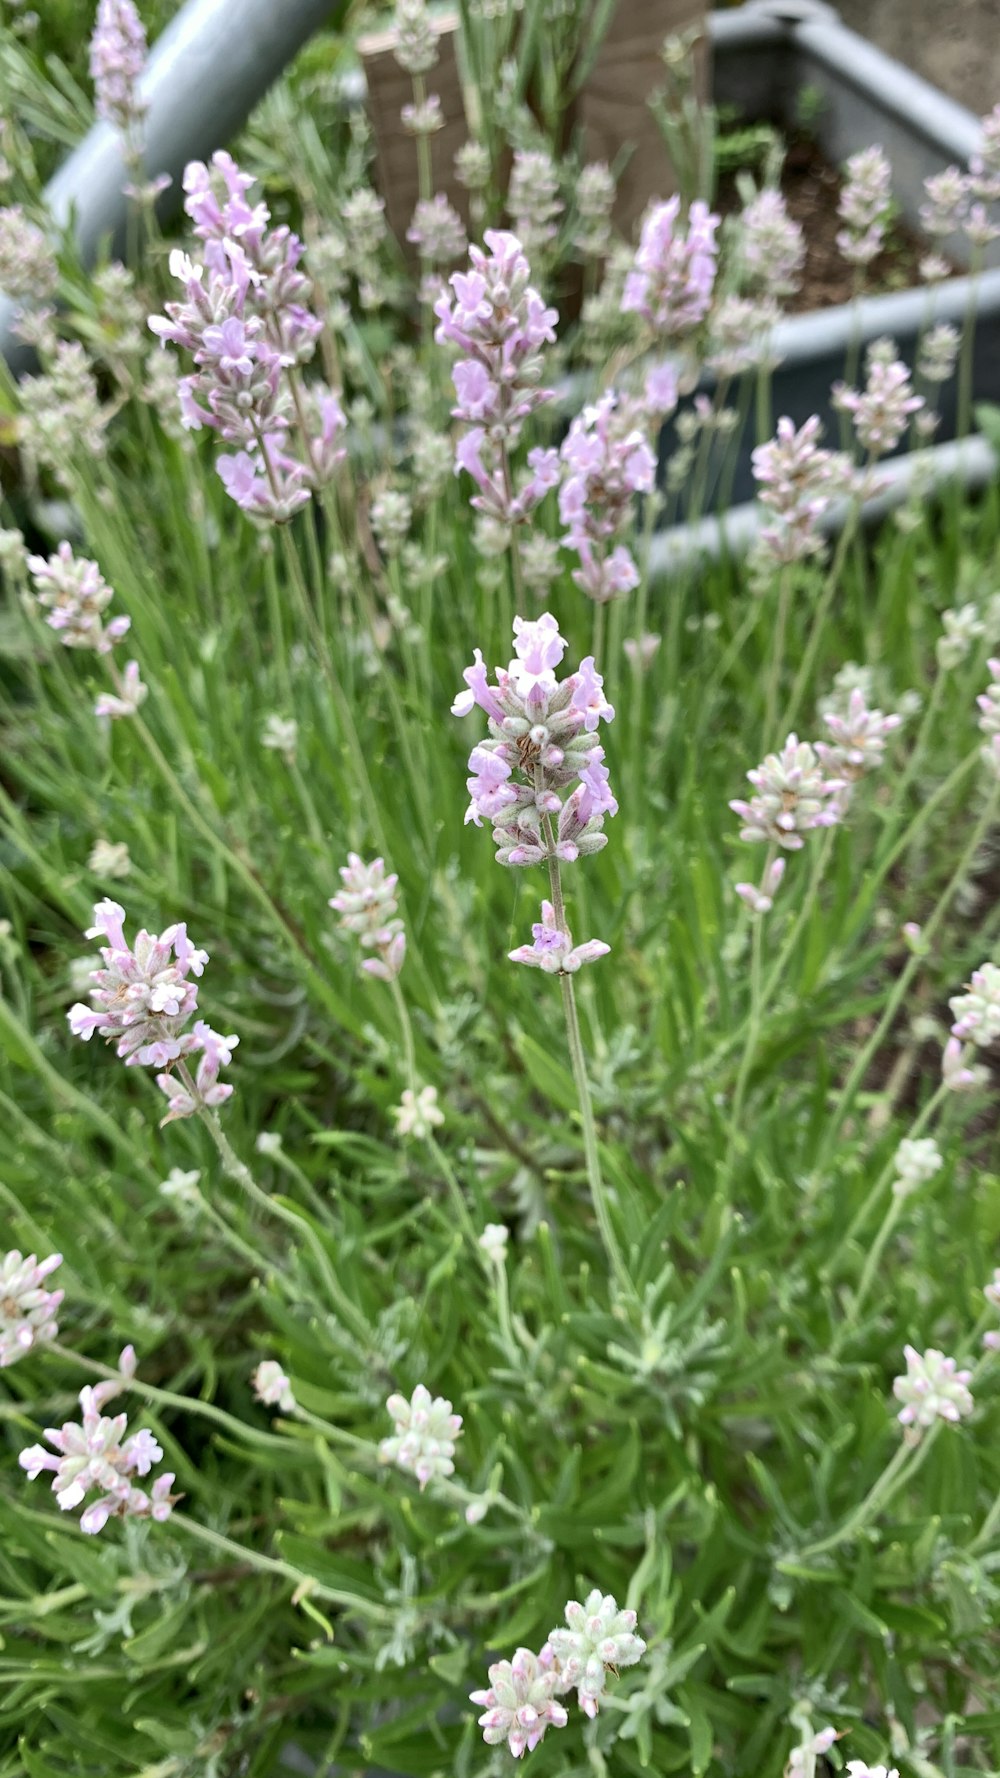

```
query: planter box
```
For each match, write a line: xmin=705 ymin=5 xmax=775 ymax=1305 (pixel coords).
xmin=358 ymin=0 xmax=707 ymax=250
xmin=691 ymin=0 xmax=1000 ymax=509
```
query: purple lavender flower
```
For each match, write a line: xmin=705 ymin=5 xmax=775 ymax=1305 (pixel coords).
xmin=950 ymin=961 xmax=1000 ymax=1047
xmin=149 ymin=155 xmax=334 ymax=519
xmin=508 ymin=148 xmax=563 ymax=262
xmin=621 ymin=195 xmax=719 ymax=339
xmin=816 ymin=686 xmax=903 ymax=781
xmin=833 ymin=349 xmax=923 ymax=456
xmin=735 ymin=856 xmax=786 ymax=916
xmin=19 ymin=1352 xmax=177 ymax=1534
xmin=969 ymin=102 xmax=1000 ymax=203
xmin=406 ymin=193 xmax=467 ymax=268
xmin=252 ymin=1359 xmax=295 ymax=1413
xmin=920 ymin=166 xmax=970 ymax=239
xmin=893 ymin=1345 xmax=973 ymax=1432
xmin=452 ymin=614 xmax=616 ymax=866
xmin=156 ymin=1021 xmax=239 ymax=1123
xmin=731 ymin=736 xmax=846 ymax=850
xmin=751 ymin=416 xmax=852 ymax=563
xmin=89 ymin=0 xmax=148 ymax=139
xmin=436 ymin=230 xmax=558 ymax=527
xmin=329 ymin=854 xmax=407 ymax=981
xmin=94 ymin=658 xmax=148 ymax=721
xmin=508 ymin=900 xmax=609 ymax=974
xmin=739 ymin=187 xmax=805 ymax=301
xmin=0 ymin=206 xmax=58 ymax=302
xmin=27 ymin=542 xmax=130 ymax=654
xmin=0 ymin=1250 xmax=63 ymax=1368
xmin=558 ymin=392 xmax=656 ymax=605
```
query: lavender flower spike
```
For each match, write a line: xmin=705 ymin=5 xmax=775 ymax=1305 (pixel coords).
xmin=89 ymin=0 xmax=149 ymax=139
xmin=329 ymin=854 xmax=406 ymax=981
xmin=621 ymin=195 xmax=719 ymax=339
xmin=836 ymin=145 xmax=892 ymax=267
xmin=509 ymin=901 xmax=609 ymax=974
xmin=0 ymin=1250 xmax=63 ymax=1368
xmin=949 ymin=960 xmax=1000 ymax=1047
xmin=471 ymin=1648 xmax=569 ymax=1757
xmin=893 ymin=1344 xmax=973 ymax=1432
xmin=19 ymin=1355 xmax=177 ymax=1534
xmin=731 ymin=736 xmax=846 ymax=850
xmin=544 ymin=1589 xmax=646 ymax=1718
xmin=27 ymin=543 xmax=130 ymax=654
xmin=379 ymin=1384 xmax=462 ymax=1488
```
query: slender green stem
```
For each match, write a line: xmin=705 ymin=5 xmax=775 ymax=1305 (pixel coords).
xmin=764 ymin=565 xmax=793 ymax=745
xmin=815 ymin=783 xmax=999 ymax=1181
xmin=194 ymin=1097 xmax=373 ymax=1348
xmin=175 ymin=1517 xmax=393 ymax=1621
xmin=723 ymin=844 xmax=775 ymax=1176
xmin=48 ymin=1343 xmax=298 ymax=1455
xmin=784 ymin=1437 xmax=917 ymax=1565
xmin=782 ymin=502 xmax=863 ymax=739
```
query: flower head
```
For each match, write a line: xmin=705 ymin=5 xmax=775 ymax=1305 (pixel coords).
xmin=544 ymin=1589 xmax=646 ymax=1718
xmin=731 ymin=736 xmax=845 ymax=850
xmin=329 ymin=854 xmax=406 ymax=981
xmin=19 ymin=1353 xmax=176 ymax=1534
xmin=509 ymin=900 xmax=609 ymax=974
xmin=739 ymin=187 xmax=804 ymax=300
xmin=837 ymin=146 xmax=892 ymax=266
xmin=752 ymin=415 xmax=851 ymax=563
xmin=478 ymin=1223 xmax=509 ymax=1262
xmin=379 ymin=1383 xmax=462 ymax=1487
xmin=27 ymin=543 xmax=130 ymax=654
xmin=950 ymin=961 xmax=1000 ymax=1046
xmin=833 ymin=349 xmax=923 ymax=457
xmin=89 ymin=0 xmax=148 ymax=137
xmin=252 ymin=1360 xmax=295 ymax=1413
xmin=471 ymin=1647 xmax=568 ymax=1757
xmin=559 ymin=391 xmax=656 ymax=604
xmin=0 ymin=205 xmax=58 ymax=302
xmin=393 ymin=1085 xmax=444 ymax=1138
xmin=0 ymin=1250 xmax=63 ymax=1368
xmin=622 ymin=196 xmax=719 ymax=337
xmin=893 ymin=1344 xmax=973 ymax=1431
xmin=891 ymin=1136 xmax=942 ymax=1197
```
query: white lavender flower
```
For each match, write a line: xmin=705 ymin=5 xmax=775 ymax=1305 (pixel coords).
xmin=731 ymin=736 xmax=845 ymax=850
xmin=393 ymin=1085 xmax=444 ymax=1138
xmin=891 ymin=1136 xmax=942 ymax=1198
xmin=470 ymin=1647 xmax=568 ymax=1757
xmin=379 ymin=1383 xmax=462 ymax=1487
xmin=950 ymin=960 xmax=1000 ymax=1046
xmin=478 ymin=1222 xmax=510 ymax=1262
xmin=918 ymin=322 xmax=960 ymax=384
xmin=937 ymin=602 xmax=985 ymax=669
xmin=261 ymin=714 xmax=298 ymax=760
xmin=371 ymin=488 xmax=413 ymax=559
xmin=87 ymin=839 xmax=132 ymax=880
xmin=393 ymin=0 xmax=439 ymax=73
xmin=252 ymin=1360 xmax=296 ymax=1413
xmin=0 ymin=1250 xmax=63 ymax=1367
xmin=893 ymin=1344 xmax=973 ymax=1430
xmin=544 ymin=1589 xmax=646 ymax=1718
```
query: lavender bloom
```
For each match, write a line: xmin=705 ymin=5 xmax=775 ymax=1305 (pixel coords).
xmin=816 ymin=686 xmax=903 ymax=780
xmin=329 ymin=854 xmax=407 ymax=982
xmin=731 ymin=736 xmax=846 ymax=850
xmin=706 ymin=295 xmax=779 ymax=378
xmin=752 ymin=416 xmax=851 ymax=563
xmin=392 ymin=0 xmax=439 ymax=74
xmin=544 ymin=1590 xmax=646 ymax=1718
xmin=969 ymin=102 xmax=1000 ymax=203
xmin=918 ymin=322 xmax=961 ymax=385
xmin=471 ymin=1648 xmax=569 ymax=1757
xmin=891 ymin=1136 xmax=942 ymax=1198
xmin=18 ymin=342 xmax=105 ymax=490
xmin=845 ymin=1765 xmax=899 ymax=1778
xmin=508 ymin=148 xmax=563 ymax=262
xmin=0 ymin=1250 xmax=63 ymax=1368
xmin=920 ymin=166 xmax=969 ymax=239
xmin=94 ymin=658 xmax=147 ymax=721
xmin=573 ymin=162 xmax=616 ymax=258
xmin=406 ymin=193 xmax=467 ymax=267
xmin=436 ymin=231 xmax=558 ymax=527
xmin=622 ymin=195 xmax=719 ymax=339
xmin=379 ymin=1383 xmax=462 ymax=1487
xmin=252 ymin=1360 xmax=295 ymax=1413
xmin=68 ymin=898 xmax=207 ymax=1066
xmin=941 ymin=1035 xmax=989 ymax=1094
xmin=19 ymin=1355 xmax=176 ymax=1534
xmin=836 ymin=145 xmax=892 ymax=267
xmin=156 ymin=1021 xmax=239 ymax=1124
xmin=393 ymin=1085 xmax=444 ymax=1138
xmin=834 ymin=349 xmax=923 ymax=456
xmin=735 ymin=855 xmax=786 ymax=916
xmin=739 ymin=188 xmax=805 ymax=301
xmin=452 ymin=615 xmax=617 ymax=867
xmin=950 ymin=961 xmax=1000 ymax=1046
xmin=0 ymin=205 xmax=57 ymax=301
xmin=509 ymin=900 xmax=609 ymax=974
xmin=27 ymin=542 xmax=130 ymax=654
xmin=558 ymin=391 xmax=656 ymax=604
xmin=149 ymin=154 xmax=332 ymax=519
xmin=984 ymin=1268 xmax=1000 ymax=1310
xmin=893 ymin=1344 xmax=973 ymax=1431
xmin=89 ymin=0 xmax=148 ymax=138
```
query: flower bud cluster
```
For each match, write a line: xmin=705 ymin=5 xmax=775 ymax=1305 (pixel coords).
xmin=18 ymin=342 xmax=105 ymax=491
xmin=0 ymin=204 xmax=57 ymax=302
xmin=329 ymin=854 xmax=407 ymax=981
xmin=453 ymin=614 xmax=617 ymax=869
xmin=816 ymin=686 xmax=904 ymax=784
xmin=253 ymin=1360 xmax=296 ymax=1413
xmin=508 ymin=148 xmax=563 ymax=262
xmin=150 ymin=153 xmax=342 ymax=521
xmin=471 ymin=1589 xmax=645 ymax=1755
xmin=406 ymin=193 xmax=467 ymax=268
xmin=573 ymin=161 xmax=616 ymax=258
xmin=19 ymin=1346 xmax=177 ymax=1534
xmin=27 ymin=542 xmax=130 ymax=655
xmin=393 ymin=0 xmax=439 ymax=74
xmin=836 ymin=146 xmax=892 ymax=267
xmin=731 ymin=735 xmax=846 ymax=851
xmin=558 ymin=390 xmax=656 ymax=604
xmin=833 ymin=348 xmax=923 ymax=456
xmin=67 ymin=899 xmax=237 ymax=1123
xmin=436 ymin=230 xmax=558 ymax=527
xmin=891 ymin=1136 xmax=942 ymax=1198
xmin=508 ymin=899 xmax=609 ymax=973
xmin=379 ymin=1383 xmax=462 ymax=1487
xmin=738 ymin=187 xmax=805 ymax=302
xmin=976 ymin=658 xmax=1000 ymax=772
xmin=751 ymin=415 xmax=852 ymax=564
xmin=89 ymin=0 xmax=148 ymax=139
xmin=949 ymin=960 xmax=1000 ymax=1047
xmin=706 ymin=294 xmax=780 ymax=378
xmin=918 ymin=322 xmax=960 ymax=385
xmin=892 ymin=1344 xmax=973 ymax=1434
xmin=0 ymin=1250 xmax=63 ymax=1368
xmin=622 ymin=195 xmax=719 ymax=339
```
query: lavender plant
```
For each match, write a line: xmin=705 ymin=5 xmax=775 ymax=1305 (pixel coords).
xmin=3 ymin=4 xmax=1000 ymax=1776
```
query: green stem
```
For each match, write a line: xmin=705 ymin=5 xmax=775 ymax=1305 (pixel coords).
xmin=764 ymin=565 xmax=793 ymax=745
xmin=785 ymin=1437 xmax=918 ymax=1565
xmin=48 ymin=1343 xmax=298 ymax=1456
xmin=175 ymin=1517 xmax=392 ymax=1621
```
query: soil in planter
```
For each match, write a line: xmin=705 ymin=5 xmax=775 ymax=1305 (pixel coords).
xmin=717 ymin=134 xmax=951 ymax=313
